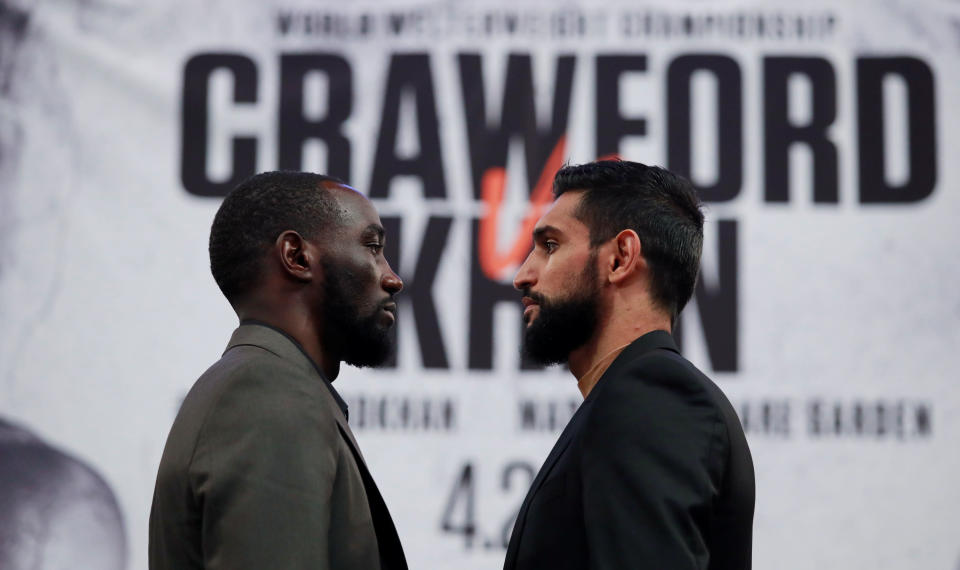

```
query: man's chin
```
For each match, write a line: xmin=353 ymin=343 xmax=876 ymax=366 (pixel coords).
xmin=341 ymin=333 xmax=394 ymax=368
xmin=344 ymin=352 xmax=391 ymax=368
xmin=520 ymin=299 xmax=598 ymax=366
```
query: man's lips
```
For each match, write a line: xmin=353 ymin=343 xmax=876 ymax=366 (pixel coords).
xmin=521 ymin=296 xmax=539 ymax=322
xmin=382 ymin=302 xmax=397 ymax=324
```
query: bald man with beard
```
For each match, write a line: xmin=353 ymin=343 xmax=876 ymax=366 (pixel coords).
xmin=0 ymin=418 xmax=127 ymax=570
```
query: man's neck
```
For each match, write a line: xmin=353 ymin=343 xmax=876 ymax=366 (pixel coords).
xmin=568 ymin=305 xmax=670 ymax=395
xmin=574 ymin=342 xmax=632 ymax=398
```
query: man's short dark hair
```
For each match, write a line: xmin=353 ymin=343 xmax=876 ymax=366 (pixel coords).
xmin=209 ymin=171 xmax=345 ymax=304
xmin=553 ymin=160 xmax=704 ymax=321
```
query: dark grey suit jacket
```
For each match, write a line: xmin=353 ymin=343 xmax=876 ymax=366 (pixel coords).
xmin=504 ymin=330 xmax=755 ymax=569
xmin=149 ymin=323 xmax=406 ymax=570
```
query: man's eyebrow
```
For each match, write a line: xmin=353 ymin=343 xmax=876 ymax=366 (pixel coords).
xmin=532 ymin=225 xmax=561 ymax=240
xmin=362 ymin=224 xmax=385 ymax=240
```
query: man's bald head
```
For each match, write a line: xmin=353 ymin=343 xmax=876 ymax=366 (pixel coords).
xmin=0 ymin=419 xmax=127 ymax=570
xmin=208 ymin=171 xmax=348 ymax=305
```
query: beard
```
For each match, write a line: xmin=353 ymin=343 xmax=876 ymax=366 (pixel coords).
xmin=522 ymin=259 xmax=601 ymax=366
xmin=322 ymin=261 xmax=395 ymax=368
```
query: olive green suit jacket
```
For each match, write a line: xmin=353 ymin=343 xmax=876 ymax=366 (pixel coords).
xmin=149 ymin=323 xmax=407 ymax=570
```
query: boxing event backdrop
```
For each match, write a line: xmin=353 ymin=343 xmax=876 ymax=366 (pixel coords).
xmin=1 ymin=0 xmax=958 ymax=568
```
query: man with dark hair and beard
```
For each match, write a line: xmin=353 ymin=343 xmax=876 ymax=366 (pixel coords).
xmin=504 ymin=160 xmax=755 ymax=570
xmin=149 ymin=172 xmax=407 ymax=570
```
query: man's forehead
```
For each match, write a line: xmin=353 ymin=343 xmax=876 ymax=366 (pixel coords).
xmin=534 ymin=191 xmax=586 ymax=235
xmin=324 ymin=182 xmax=363 ymax=205
xmin=327 ymin=184 xmax=382 ymax=229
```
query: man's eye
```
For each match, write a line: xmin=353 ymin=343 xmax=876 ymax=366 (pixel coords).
xmin=544 ymin=241 xmax=558 ymax=253
xmin=367 ymin=243 xmax=384 ymax=254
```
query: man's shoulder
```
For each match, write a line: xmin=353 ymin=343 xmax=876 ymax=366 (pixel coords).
xmin=603 ymin=343 xmax=747 ymax=446
xmin=612 ymin=346 xmax=710 ymax=394
xmin=190 ymin=343 xmax=321 ymax=404
xmin=171 ymin=344 xmax=334 ymax=446
xmin=593 ymin=346 xmax=737 ymax=430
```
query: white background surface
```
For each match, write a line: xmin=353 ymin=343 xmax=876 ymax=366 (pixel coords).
xmin=1 ymin=1 xmax=959 ymax=568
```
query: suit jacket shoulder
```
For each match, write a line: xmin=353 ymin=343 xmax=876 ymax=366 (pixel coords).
xmin=584 ymin=344 xmax=730 ymax=492
xmin=503 ymin=330 xmax=754 ymax=570
xmin=150 ymin=324 xmax=385 ymax=570
xmin=188 ymin=343 xmax=341 ymax=490
xmin=581 ymin=331 xmax=755 ymax=569
xmin=156 ymin=327 xmax=343 ymax=494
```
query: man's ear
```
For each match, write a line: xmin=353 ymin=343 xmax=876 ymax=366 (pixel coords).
xmin=608 ymin=229 xmax=646 ymax=284
xmin=276 ymin=230 xmax=317 ymax=282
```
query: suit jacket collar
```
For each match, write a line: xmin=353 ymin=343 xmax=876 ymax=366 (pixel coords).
xmin=620 ymin=328 xmax=680 ymax=360
xmin=584 ymin=329 xmax=680 ymax=404
xmin=226 ymin=321 xmax=317 ymax=374
xmin=224 ymin=321 xmax=356 ymax=448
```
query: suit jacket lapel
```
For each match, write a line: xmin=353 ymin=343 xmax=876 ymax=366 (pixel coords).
xmin=505 ymin=396 xmax=593 ymax=568
xmin=325 ymin=396 xmax=367 ymax=464
xmin=521 ymin=398 xmax=589 ymax=504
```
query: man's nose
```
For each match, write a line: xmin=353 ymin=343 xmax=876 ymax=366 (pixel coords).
xmin=382 ymin=265 xmax=403 ymax=295
xmin=513 ymin=253 xmax=536 ymax=291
